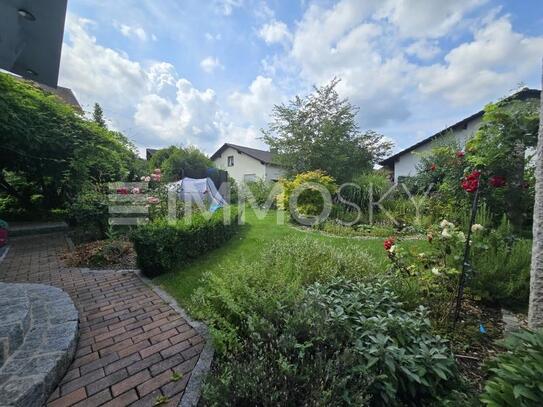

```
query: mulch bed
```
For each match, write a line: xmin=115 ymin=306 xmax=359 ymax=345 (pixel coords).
xmin=62 ymin=239 xmax=137 ymax=270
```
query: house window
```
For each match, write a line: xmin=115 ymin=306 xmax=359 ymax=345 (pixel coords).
xmin=227 ymin=156 xmax=234 ymax=166
xmin=244 ymin=174 xmax=257 ymax=183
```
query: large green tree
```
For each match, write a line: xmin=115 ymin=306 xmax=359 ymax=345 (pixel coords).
xmin=92 ymin=102 xmax=107 ymax=128
xmin=262 ymin=78 xmax=392 ymax=183
xmin=149 ymin=145 xmax=213 ymax=182
xmin=0 ymin=73 xmax=140 ymax=211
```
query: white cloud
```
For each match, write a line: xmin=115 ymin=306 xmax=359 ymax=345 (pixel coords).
xmin=258 ymin=20 xmax=291 ymax=45
xmin=114 ymin=21 xmax=149 ymax=41
xmin=60 ymin=15 xmax=148 ymax=108
xmin=406 ymin=39 xmax=440 ymax=60
xmin=229 ymin=76 xmax=281 ymax=124
xmin=200 ymin=56 xmax=223 ymax=73
xmin=215 ymin=0 xmax=243 ymax=16
xmin=417 ymin=17 xmax=543 ymax=104
xmin=205 ymin=32 xmax=222 ymax=41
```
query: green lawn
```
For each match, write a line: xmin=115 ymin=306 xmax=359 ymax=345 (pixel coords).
xmin=156 ymin=208 xmax=426 ymax=312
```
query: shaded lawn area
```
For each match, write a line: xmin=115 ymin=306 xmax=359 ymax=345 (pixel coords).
xmin=155 ymin=209 xmax=427 ymax=312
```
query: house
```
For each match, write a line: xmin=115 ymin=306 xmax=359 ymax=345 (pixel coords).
xmin=210 ymin=143 xmax=286 ymax=185
xmin=380 ymin=88 xmax=540 ymax=182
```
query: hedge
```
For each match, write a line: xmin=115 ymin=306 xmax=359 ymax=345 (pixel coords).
xmin=131 ymin=208 xmax=239 ymax=277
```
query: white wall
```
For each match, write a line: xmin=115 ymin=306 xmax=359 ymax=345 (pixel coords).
xmin=212 ymin=146 xmax=266 ymax=185
xmin=265 ymin=164 xmax=286 ymax=182
xmin=393 ymin=117 xmax=482 ymax=182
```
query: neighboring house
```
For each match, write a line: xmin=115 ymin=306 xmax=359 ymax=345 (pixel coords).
xmin=146 ymin=148 xmax=158 ymax=161
xmin=380 ymin=88 xmax=540 ymax=182
xmin=210 ymin=143 xmax=286 ymax=185
xmin=35 ymin=81 xmax=82 ymax=112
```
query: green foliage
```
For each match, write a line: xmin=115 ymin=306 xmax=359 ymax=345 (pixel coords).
xmin=130 ymin=208 xmax=239 ymax=277
xmin=242 ymin=178 xmax=279 ymax=208
xmin=279 ymin=170 xmax=337 ymax=219
xmin=262 ymin=78 xmax=392 ymax=182
xmin=92 ymin=102 xmax=107 ymax=128
xmin=202 ymin=278 xmax=460 ymax=406
xmin=193 ymin=236 xmax=378 ymax=353
xmin=0 ymin=73 xmax=140 ymax=216
xmin=469 ymin=217 xmax=531 ymax=309
xmin=67 ymin=184 xmax=109 ymax=238
xmin=148 ymin=145 xmax=213 ymax=182
xmin=481 ymin=329 xmax=543 ymax=406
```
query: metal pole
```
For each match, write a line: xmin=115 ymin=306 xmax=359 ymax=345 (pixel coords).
xmin=453 ymin=183 xmax=480 ymax=329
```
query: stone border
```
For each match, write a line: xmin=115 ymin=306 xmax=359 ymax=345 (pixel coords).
xmin=134 ymin=271 xmax=214 ymax=407
xmin=0 ymin=246 xmax=9 ymax=264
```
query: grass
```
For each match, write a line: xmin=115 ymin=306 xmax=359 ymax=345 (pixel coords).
xmin=156 ymin=208 xmax=427 ymax=312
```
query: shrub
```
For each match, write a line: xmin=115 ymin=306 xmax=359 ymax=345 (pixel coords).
xmin=63 ymin=239 xmax=135 ymax=269
xmin=193 ymin=237 xmax=378 ymax=352
xmin=242 ymin=178 xmax=279 ymax=208
xmin=130 ymin=207 xmax=238 ymax=277
xmin=481 ymin=329 xmax=543 ymax=406
xmin=279 ymin=170 xmax=337 ymax=219
xmin=67 ymin=185 xmax=109 ymax=239
xmin=203 ymin=278 xmax=461 ymax=406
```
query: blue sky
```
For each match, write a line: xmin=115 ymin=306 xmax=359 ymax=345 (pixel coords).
xmin=58 ymin=0 xmax=543 ymax=157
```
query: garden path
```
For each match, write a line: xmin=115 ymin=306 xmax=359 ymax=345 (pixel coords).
xmin=0 ymin=233 xmax=205 ymax=407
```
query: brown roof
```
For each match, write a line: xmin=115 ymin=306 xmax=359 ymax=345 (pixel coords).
xmin=36 ymin=82 xmax=82 ymax=112
xmin=210 ymin=143 xmax=279 ymax=165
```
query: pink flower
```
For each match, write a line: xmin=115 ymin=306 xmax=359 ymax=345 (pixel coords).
xmin=147 ymin=196 xmax=160 ymax=205
xmin=456 ymin=151 xmax=465 ymax=158
xmin=131 ymin=187 xmax=141 ymax=194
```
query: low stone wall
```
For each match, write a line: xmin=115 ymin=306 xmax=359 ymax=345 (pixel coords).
xmin=0 ymin=283 xmax=78 ymax=407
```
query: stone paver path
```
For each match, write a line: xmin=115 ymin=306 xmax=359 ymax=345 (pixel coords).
xmin=0 ymin=233 xmax=205 ymax=406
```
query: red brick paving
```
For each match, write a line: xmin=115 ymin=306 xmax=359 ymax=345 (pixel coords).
xmin=0 ymin=233 xmax=204 ymax=406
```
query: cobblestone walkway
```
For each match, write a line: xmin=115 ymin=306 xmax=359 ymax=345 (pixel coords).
xmin=0 ymin=233 xmax=205 ymax=406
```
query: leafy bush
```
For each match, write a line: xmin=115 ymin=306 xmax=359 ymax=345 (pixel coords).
xmin=67 ymin=185 xmax=109 ymax=239
xmin=203 ymin=278 xmax=461 ymax=406
xmin=131 ymin=208 xmax=238 ymax=277
xmin=279 ymin=170 xmax=337 ymax=219
xmin=242 ymin=178 xmax=279 ymax=208
xmin=193 ymin=237 xmax=378 ymax=352
xmin=481 ymin=329 xmax=543 ymax=406
xmin=469 ymin=217 xmax=531 ymax=309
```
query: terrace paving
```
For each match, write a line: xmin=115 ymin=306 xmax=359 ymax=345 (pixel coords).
xmin=0 ymin=233 xmax=206 ymax=406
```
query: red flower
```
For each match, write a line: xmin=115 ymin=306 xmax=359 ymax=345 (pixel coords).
xmin=384 ymin=237 xmax=395 ymax=251
xmin=489 ymin=175 xmax=506 ymax=188
xmin=461 ymin=170 xmax=481 ymax=193
xmin=456 ymin=151 xmax=465 ymax=158
xmin=430 ymin=163 xmax=437 ymax=172
xmin=116 ymin=187 xmax=129 ymax=195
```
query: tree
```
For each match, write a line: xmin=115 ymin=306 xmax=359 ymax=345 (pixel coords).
xmin=0 ymin=73 xmax=140 ymax=213
xmin=262 ymin=78 xmax=392 ymax=183
xmin=149 ymin=145 xmax=213 ymax=182
xmin=92 ymin=102 xmax=107 ymax=128
xmin=529 ymin=63 xmax=543 ymax=329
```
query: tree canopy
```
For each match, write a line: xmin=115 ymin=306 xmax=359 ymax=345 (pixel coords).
xmin=0 ymin=73 xmax=141 ymax=212
xmin=262 ymin=78 xmax=392 ymax=183
xmin=92 ymin=102 xmax=107 ymax=128
xmin=148 ymin=145 xmax=213 ymax=182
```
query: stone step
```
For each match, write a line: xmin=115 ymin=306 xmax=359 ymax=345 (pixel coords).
xmin=0 ymin=283 xmax=78 ymax=407
xmin=8 ymin=221 xmax=69 ymax=237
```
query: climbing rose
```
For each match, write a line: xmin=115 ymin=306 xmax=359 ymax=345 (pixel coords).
xmin=456 ymin=151 xmax=465 ymax=158
xmin=384 ymin=237 xmax=395 ymax=251
xmin=461 ymin=170 xmax=481 ymax=192
xmin=147 ymin=196 xmax=160 ymax=204
xmin=116 ymin=187 xmax=129 ymax=195
xmin=489 ymin=175 xmax=506 ymax=188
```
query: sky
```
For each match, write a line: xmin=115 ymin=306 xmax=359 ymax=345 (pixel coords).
xmin=58 ymin=0 xmax=543 ymax=157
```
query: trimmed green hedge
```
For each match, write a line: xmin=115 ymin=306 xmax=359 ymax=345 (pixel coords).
xmin=131 ymin=208 xmax=239 ymax=277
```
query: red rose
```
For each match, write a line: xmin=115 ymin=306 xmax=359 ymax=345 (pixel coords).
xmin=489 ymin=175 xmax=506 ymax=188
xmin=116 ymin=187 xmax=129 ymax=195
xmin=456 ymin=151 xmax=465 ymax=158
xmin=461 ymin=170 xmax=481 ymax=193
xmin=430 ymin=163 xmax=437 ymax=172
xmin=384 ymin=237 xmax=395 ymax=251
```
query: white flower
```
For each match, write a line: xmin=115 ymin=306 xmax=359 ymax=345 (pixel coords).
xmin=441 ymin=229 xmax=452 ymax=238
xmin=389 ymin=245 xmax=396 ymax=253
xmin=439 ymin=219 xmax=449 ymax=228
xmin=456 ymin=231 xmax=466 ymax=242
xmin=418 ymin=252 xmax=426 ymax=258
xmin=471 ymin=224 xmax=484 ymax=233
xmin=431 ymin=267 xmax=441 ymax=276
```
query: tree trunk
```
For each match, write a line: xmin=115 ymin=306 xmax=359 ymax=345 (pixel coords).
xmin=528 ymin=60 xmax=543 ymax=329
